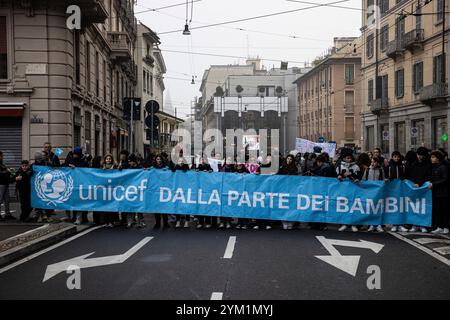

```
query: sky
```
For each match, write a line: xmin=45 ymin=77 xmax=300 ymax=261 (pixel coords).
xmin=136 ymin=0 xmax=362 ymax=119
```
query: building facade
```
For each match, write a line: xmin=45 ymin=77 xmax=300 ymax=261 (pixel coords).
xmin=0 ymin=0 xmax=138 ymax=169
xmin=361 ymin=0 xmax=449 ymax=155
xmin=296 ymin=37 xmax=362 ymax=149
xmin=200 ymin=59 xmax=310 ymax=155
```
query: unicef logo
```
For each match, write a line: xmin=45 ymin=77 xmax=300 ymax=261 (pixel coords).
xmin=35 ymin=170 xmax=73 ymax=205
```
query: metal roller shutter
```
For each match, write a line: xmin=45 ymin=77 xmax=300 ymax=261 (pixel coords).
xmin=0 ymin=118 xmax=22 ymax=201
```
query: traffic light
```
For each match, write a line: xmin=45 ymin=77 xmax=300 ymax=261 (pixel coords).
xmin=123 ymin=98 xmax=141 ymax=121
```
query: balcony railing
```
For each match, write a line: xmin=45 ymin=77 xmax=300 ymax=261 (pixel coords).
xmin=213 ymin=96 xmax=289 ymax=116
xmin=107 ymin=32 xmax=132 ymax=62
xmin=386 ymin=39 xmax=404 ymax=59
xmin=344 ymin=104 xmax=354 ymax=114
xmin=419 ymin=83 xmax=448 ymax=106
xmin=403 ymin=29 xmax=424 ymax=51
xmin=369 ymin=98 xmax=389 ymax=114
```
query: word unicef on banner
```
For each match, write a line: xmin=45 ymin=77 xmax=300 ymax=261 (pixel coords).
xmin=31 ymin=166 xmax=432 ymax=226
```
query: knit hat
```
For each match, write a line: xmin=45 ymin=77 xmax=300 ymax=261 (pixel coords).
xmin=73 ymin=146 xmax=83 ymax=155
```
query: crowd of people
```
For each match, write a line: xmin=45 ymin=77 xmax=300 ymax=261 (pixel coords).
xmin=0 ymin=143 xmax=449 ymax=234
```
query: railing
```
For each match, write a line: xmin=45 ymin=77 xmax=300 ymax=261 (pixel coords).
xmin=403 ymin=29 xmax=424 ymax=50
xmin=386 ymin=39 xmax=404 ymax=58
xmin=419 ymin=83 xmax=448 ymax=104
xmin=369 ymin=97 xmax=389 ymax=114
xmin=107 ymin=32 xmax=132 ymax=61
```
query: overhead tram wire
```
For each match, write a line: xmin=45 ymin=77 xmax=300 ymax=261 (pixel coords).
xmin=157 ymin=0 xmax=351 ymax=35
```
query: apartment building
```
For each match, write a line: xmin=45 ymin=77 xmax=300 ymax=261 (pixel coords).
xmin=0 ymin=0 xmax=137 ymax=168
xmin=361 ymin=0 xmax=449 ymax=155
xmin=295 ymin=37 xmax=362 ymax=149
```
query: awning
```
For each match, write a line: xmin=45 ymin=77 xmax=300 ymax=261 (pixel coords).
xmin=0 ymin=102 xmax=25 ymax=117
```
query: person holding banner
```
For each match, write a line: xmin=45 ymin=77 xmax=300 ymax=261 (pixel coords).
xmin=430 ymin=151 xmax=449 ymax=234
xmin=405 ymin=147 xmax=432 ymax=233
xmin=195 ymin=157 xmax=214 ymax=229
xmin=174 ymin=157 xmax=191 ymax=228
xmin=64 ymin=147 xmax=89 ymax=225
xmin=336 ymin=148 xmax=360 ymax=232
xmin=127 ymin=154 xmax=146 ymax=229
xmin=277 ymin=155 xmax=298 ymax=230
xmin=152 ymin=155 xmax=171 ymax=229
xmin=218 ymin=157 xmax=236 ymax=229
xmin=102 ymin=154 xmax=119 ymax=228
xmin=363 ymin=156 xmax=387 ymax=233
xmin=235 ymin=162 xmax=251 ymax=230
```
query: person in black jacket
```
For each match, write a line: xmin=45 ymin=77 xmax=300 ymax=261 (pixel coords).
xmin=43 ymin=142 xmax=61 ymax=167
xmin=14 ymin=160 xmax=33 ymax=222
xmin=235 ymin=162 xmax=251 ymax=229
xmin=173 ymin=157 xmax=191 ymax=228
xmin=152 ymin=155 xmax=170 ymax=229
xmin=64 ymin=147 xmax=89 ymax=224
xmin=277 ymin=155 xmax=298 ymax=230
xmin=388 ymin=151 xmax=406 ymax=180
xmin=430 ymin=151 xmax=449 ymax=234
xmin=0 ymin=150 xmax=16 ymax=221
xmin=195 ymin=157 xmax=214 ymax=229
xmin=405 ymin=147 xmax=432 ymax=233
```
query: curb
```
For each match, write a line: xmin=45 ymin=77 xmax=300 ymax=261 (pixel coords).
xmin=0 ymin=224 xmax=78 ymax=268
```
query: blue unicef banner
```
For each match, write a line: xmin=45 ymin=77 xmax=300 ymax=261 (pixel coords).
xmin=31 ymin=166 xmax=432 ymax=226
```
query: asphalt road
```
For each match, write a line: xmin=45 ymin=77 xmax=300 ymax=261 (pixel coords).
xmin=0 ymin=225 xmax=449 ymax=300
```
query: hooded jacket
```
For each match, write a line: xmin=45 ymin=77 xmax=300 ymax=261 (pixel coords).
xmin=388 ymin=159 xmax=406 ymax=180
xmin=431 ymin=162 xmax=449 ymax=198
xmin=405 ymin=160 xmax=431 ymax=186
xmin=0 ymin=161 xmax=14 ymax=185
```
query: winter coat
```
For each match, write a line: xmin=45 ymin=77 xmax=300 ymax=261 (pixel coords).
xmin=336 ymin=161 xmax=360 ymax=180
xmin=63 ymin=156 xmax=89 ymax=168
xmin=277 ymin=165 xmax=298 ymax=176
xmin=0 ymin=161 xmax=14 ymax=185
xmin=431 ymin=162 xmax=449 ymax=198
xmin=196 ymin=163 xmax=213 ymax=172
xmin=362 ymin=165 xmax=386 ymax=181
xmin=14 ymin=167 xmax=32 ymax=195
xmin=312 ymin=163 xmax=336 ymax=178
xmin=405 ymin=160 xmax=431 ymax=186
xmin=388 ymin=160 xmax=406 ymax=180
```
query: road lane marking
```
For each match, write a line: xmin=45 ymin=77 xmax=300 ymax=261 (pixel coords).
xmin=415 ymin=238 xmax=450 ymax=245
xmin=389 ymin=232 xmax=450 ymax=266
xmin=0 ymin=225 xmax=104 ymax=275
xmin=223 ymin=236 xmax=236 ymax=259
xmin=434 ymin=246 xmax=450 ymax=255
xmin=211 ymin=292 xmax=223 ymax=300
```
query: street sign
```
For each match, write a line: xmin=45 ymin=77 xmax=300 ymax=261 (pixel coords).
xmin=43 ymin=237 xmax=153 ymax=282
xmin=145 ymin=100 xmax=160 ymax=114
xmin=318 ymin=136 xmax=325 ymax=143
xmin=382 ymin=131 xmax=389 ymax=141
xmin=145 ymin=115 xmax=160 ymax=128
xmin=410 ymin=127 xmax=419 ymax=138
xmin=123 ymin=98 xmax=141 ymax=121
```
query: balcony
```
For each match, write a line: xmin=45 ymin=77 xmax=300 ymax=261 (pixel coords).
xmin=403 ymin=29 xmax=424 ymax=52
xmin=419 ymin=83 xmax=448 ymax=106
xmin=107 ymin=32 xmax=132 ymax=63
xmin=369 ymin=98 xmax=389 ymax=115
xmin=386 ymin=39 xmax=404 ymax=60
xmin=213 ymin=96 xmax=289 ymax=117
xmin=344 ymin=104 xmax=354 ymax=114
xmin=65 ymin=0 xmax=108 ymax=25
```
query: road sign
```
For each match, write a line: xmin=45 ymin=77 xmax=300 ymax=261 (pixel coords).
xmin=382 ymin=131 xmax=389 ymax=141
xmin=315 ymin=236 xmax=384 ymax=276
xmin=145 ymin=100 xmax=160 ymax=114
xmin=318 ymin=136 xmax=325 ymax=143
xmin=123 ymin=98 xmax=141 ymax=121
xmin=145 ymin=115 xmax=160 ymax=128
xmin=410 ymin=127 xmax=419 ymax=138
xmin=43 ymin=237 xmax=153 ymax=282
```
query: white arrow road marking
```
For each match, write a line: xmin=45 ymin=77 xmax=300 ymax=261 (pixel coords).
xmin=43 ymin=237 xmax=153 ymax=282
xmin=315 ymin=236 xmax=384 ymax=277
xmin=434 ymin=246 xmax=450 ymax=255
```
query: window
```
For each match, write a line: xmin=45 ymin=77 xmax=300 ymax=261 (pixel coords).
xmin=85 ymin=111 xmax=92 ymax=155
xmin=416 ymin=7 xmax=422 ymax=30
xmin=74 ymin=30 xmax=80 ymax=85
xmin=150 ymin=73 xmax=154 ymax=96
xmin=367 ymin=33 xmax=374 ymax=58
xmin=411 ymin=119 xmax=425 ymax=149
xmin=380 ymin=25 xmax=389 ymax=51
xmin=103 ymin=60 xmax=107 ymax=102
xmin=395 ymin=16 xmax=405 ymax=40
xmin=433 ymin=117 xmax=448 ymax=151
xmin=345 ymin=90 xmax=354 ymax=106
xmin=413 ymin=61 xmax=423 ymax=93
xmin=366 ymin=0 xmax=374 ymax=19
xmin=368 ymin=79 xmax=374 ymax=102
xmin=433 ymin=54 xmax=444 ymax=84
xmin=394 ymin=122 xmax=406 ymax=155
xmin=380 ymin=0 xmax=389 ymax=14
xmin=345 ymin=64 xmax=354 ymax=85
xmin=366 ymin=126 xmax=375 ymax=151
xmin=345 ymin=117 xmax=355 ymax=139
xmin=0 ymin=16 xmax=7 ymax=79
xmin=437 ymin=0 xmax=444 ymax=23
xmin=143 ymin=70 xmax=147 ymax=93
xmin=86 ymin=41 xmax=91 ymax=91
xmin=395 ymin=69 xmax=404 ymax=98
xmin=95 ymin=51 xmax=99 ymax=97
xmin=377 ymin=74 xmax=389 ymax=100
